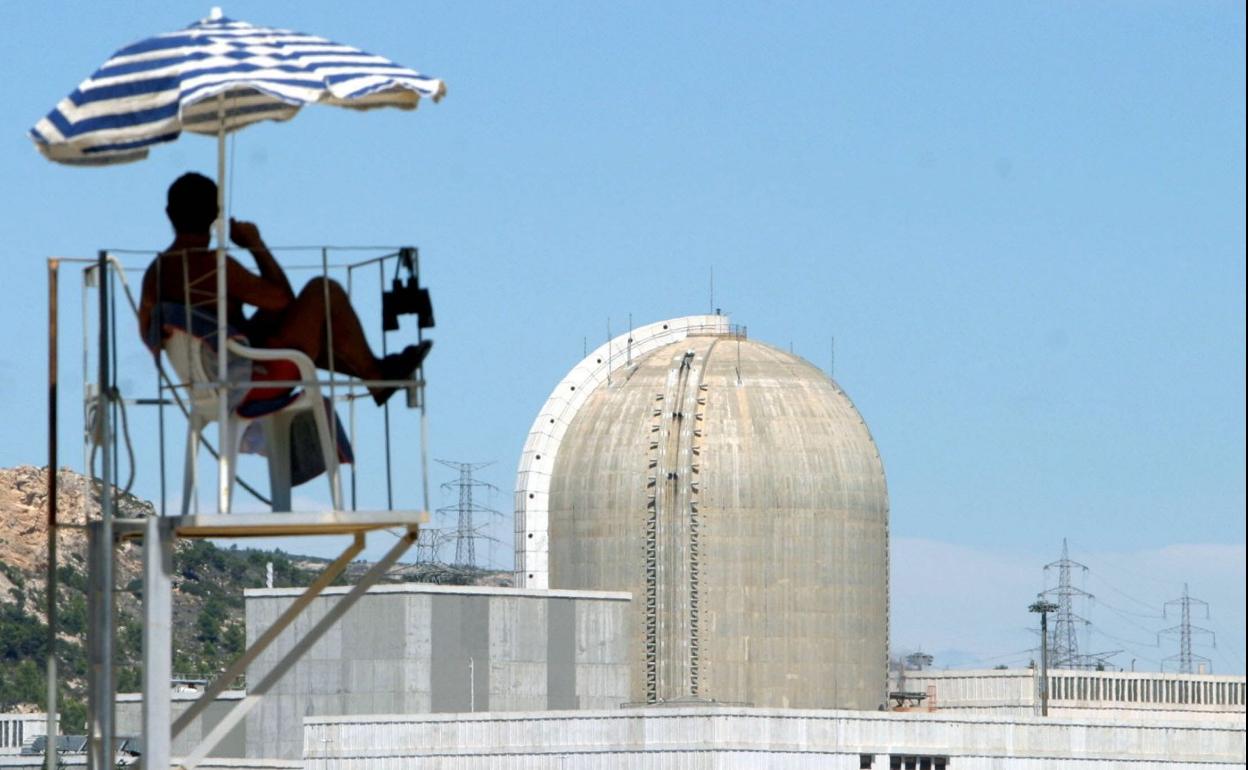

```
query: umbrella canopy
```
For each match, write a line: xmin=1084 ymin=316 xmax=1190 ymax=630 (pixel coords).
xmin=30 ymin=8 xmax=446 ymax=166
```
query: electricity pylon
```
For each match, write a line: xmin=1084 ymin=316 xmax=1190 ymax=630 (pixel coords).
xmin=1042 ymin=539 xmax=1092 ymax=669
xmin=435 ymin=459 xmax=501 ymax=568
xmin=1159 ymin=584 xmax=1215 ymax=674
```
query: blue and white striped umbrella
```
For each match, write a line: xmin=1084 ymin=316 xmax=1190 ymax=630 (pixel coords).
xmin=30 ymin=9 xmax=446 ymax=166
xmin=29 ymin=9 xmax=447 ymax=518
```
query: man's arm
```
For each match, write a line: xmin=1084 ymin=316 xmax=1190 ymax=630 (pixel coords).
xmin=230 ymin=219 xmax=295 ymax=301
xmin=226 ymin=256 xmax=294 ymax=312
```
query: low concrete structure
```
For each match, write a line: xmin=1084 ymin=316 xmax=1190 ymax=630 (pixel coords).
xmin=115 ymin=689 xmax=248 ymax=758
xmin=245 ymin=582 xmax=631 ymax=759
xmin=895 ymin=668 xmax=1247 ymax=723
xmin=303 ymin=706 xmax=1247 ymax=769
xmin=0 ymin=714 xmax=46 ymax=756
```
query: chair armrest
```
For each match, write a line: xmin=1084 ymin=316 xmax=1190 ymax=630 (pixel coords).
xmin=225 ymin=339 xmax=319 ymax=382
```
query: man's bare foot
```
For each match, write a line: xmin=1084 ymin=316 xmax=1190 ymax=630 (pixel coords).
xmin=370 ymin=341 xmax=433 ymax=406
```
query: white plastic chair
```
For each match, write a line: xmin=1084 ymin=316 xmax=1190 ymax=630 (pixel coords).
xmin=163 ymin=329 xmax=343 ymax=514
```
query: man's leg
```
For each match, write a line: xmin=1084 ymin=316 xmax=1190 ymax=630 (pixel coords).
xmin=257 ymin=279 xmax=429 ymax=403
xmin=257 ymin=278 xmax=381 ymax=378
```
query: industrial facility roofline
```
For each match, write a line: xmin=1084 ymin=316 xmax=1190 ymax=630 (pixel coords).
xmin=899 ymin=668 xmax=1246 ymax=682
xmin=301 ymin=705 xmax=1244 ymax=731
xmin=115 ymin=690 xmax=247 ymax=703
xmin=244 ymin=582 xmax=632 ymax=601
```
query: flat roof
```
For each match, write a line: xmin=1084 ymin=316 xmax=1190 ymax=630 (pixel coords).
xmin=245 ymin=582 xmax=631 ymax=601
xmin=303 ymin=704 xmax=1245 ymax=731
xmin=904 ymin=668 xmax=1246 ymax=683
xmin=116 ymin=690 xmax=246 ymax=702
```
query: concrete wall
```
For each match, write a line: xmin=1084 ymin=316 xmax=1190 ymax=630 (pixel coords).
xmin=303 ymin=706 xmax=1247 ymax=770
xmin=898 ymin=668 xmax=1247 ymax=723
xmin=244 ymin=583 xmax=630 ymax=760
xmin=115 ymin=689 xmax=248 ymax=758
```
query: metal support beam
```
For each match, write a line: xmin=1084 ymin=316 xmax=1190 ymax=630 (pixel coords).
xmin=88 ymin=251 xmax=117 ymax=770
xmin=177 ymin=528 xmax=419 ymax=770
xmin=140 ymin=516 xmax=174 ymax=770
xmin=45 ymin=258 xmax=59 ymax=770
xmin=171 ymin=533 xmax=364 ymax=741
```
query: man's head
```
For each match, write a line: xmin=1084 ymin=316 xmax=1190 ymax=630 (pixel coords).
xmin=166 ymin=172 xmax=218 ymax=235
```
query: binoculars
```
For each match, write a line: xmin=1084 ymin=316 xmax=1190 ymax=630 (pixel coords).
xmin=382 ymin=247 xmax=435 ymax=333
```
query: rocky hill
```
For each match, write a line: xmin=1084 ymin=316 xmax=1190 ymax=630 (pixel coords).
xmin=0 ymin=465 xmax=509 ymax=732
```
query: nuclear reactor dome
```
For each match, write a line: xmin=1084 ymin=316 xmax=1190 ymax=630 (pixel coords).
xmin=515 ymin=315 xmax=888 ymax=710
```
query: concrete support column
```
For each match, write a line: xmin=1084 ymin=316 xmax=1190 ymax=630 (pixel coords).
xmin=86 ymin=521 xmax=114 ymax=770
xmin=142 ymin=516 xmax=174 ymax=770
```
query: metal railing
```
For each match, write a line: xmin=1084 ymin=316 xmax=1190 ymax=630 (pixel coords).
xmin=72 ymin=246 xmax=433 ymax=517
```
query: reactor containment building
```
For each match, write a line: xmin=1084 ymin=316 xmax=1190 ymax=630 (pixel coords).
xmin=515 ymin=315 xmax=890 ymax=710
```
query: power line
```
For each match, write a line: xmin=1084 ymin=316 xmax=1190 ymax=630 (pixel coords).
xmin=1086 ymin=629 xmax=1164 ymax=670
xmin=948 ymin=647 xmax=1040 ymax=668
xmin=1088 ymin=594 xmax=1163 ymax=621
xmin=1089 ymin=597 xmax=1167 ymax=638
xmin=1065 ymin=538 xmax=1175 ymax=595
xmin=1210 ymin=641 xmax=1244 ymax=674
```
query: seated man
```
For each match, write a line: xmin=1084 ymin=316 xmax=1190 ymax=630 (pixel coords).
xmin=138 ymin=172 xmax=429 ymax=405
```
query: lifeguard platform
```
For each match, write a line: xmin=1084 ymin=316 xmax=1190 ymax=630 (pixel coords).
xmin=44 ymin=246 xmax=434 ymax=770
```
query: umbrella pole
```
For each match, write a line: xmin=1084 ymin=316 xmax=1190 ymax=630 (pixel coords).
xmin=216 ymin=94 xmax=230 ymax=513
xmin=45 ymin=259 xmax=59 ymax=770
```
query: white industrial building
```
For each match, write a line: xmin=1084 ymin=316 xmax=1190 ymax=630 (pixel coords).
xmin=117 ymin=582 xmax=1245 ymax=768
xmin=302 ymin=707 xmax=1245 ymax=769
xmin=897 ymin=667 xmax=1246 ymax=723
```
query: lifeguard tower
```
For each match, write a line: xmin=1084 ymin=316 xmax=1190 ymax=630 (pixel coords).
xmin=44 ymin=245 xmax=433 ymax=770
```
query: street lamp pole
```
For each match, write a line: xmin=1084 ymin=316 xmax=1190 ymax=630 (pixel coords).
xmin=1029 ymin=598 xmax=1059 ymax=716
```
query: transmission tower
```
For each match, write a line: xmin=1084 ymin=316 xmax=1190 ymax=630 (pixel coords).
xmin=413 ymin=527 xmax=453 ymax=564
xmin=1035 ymin=539 xmax=1122 ymax=670
xmin=1159 ymin=584 xmax=1215 ymax=674
xmin=1041 ymin=538 xmax=1094 ymax=669
xmin=435 ymin=460 xmax=501 ymax=568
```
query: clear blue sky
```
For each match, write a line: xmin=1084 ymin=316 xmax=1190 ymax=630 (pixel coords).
xmin=1 ymin=2 xmax=1243 ymax=673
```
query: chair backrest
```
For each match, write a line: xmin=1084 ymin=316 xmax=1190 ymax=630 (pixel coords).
xmin=163 ymin=328 xmax=219 ymax=416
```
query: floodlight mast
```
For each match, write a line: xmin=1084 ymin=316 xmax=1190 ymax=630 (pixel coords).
xmin=1029 ymin=598 xmax=1059 ymax=716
